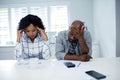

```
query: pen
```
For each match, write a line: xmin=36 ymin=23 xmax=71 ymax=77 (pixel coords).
xmin=77 ymin=62 xmax=81 ymax=67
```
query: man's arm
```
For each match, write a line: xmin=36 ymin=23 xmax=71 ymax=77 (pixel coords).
xmin=71 ymin=26 xmax=92 ymax=55
xmin=64 ymin=54 xmax=92 ymax=61
xmin=64 ymin=31 xmax=92 ymax=61
xmin=78 ymin=35 xmax=89 ymax=54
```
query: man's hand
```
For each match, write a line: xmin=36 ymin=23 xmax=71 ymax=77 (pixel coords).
xmin=17 ymin=29 xmax=24 ymax=42
xmin=37 ymin=27 xmax=48 ymax=41
xmin=64 ymin=54 xmax=92 ymax=62
xmin=70 ymin=25 xmax=85 ymax=39
xmin=70 ymin=25 xmax=89 ymax=54
xmin=78 ymin=54 xmax=92 ymax=61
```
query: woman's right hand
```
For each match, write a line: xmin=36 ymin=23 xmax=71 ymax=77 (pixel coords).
xmin=17 ymin=30 xmax=24 ymax=43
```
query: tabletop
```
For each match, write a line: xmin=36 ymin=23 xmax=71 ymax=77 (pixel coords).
xmin=0 ymin=57 xmax=120 ymax=80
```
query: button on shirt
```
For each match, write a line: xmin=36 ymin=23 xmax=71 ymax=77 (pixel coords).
xmin=15 ymin=33 xmax=51 ymax=60
xmin=55 ymin=30 xmax=92 ymax=60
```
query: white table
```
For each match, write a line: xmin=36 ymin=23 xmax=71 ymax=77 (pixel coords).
xmin=0 ymin=57 xmax=120 ymax=80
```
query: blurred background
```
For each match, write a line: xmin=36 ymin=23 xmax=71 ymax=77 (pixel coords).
xmin=0 ymin=0 xmax=119 ymax=59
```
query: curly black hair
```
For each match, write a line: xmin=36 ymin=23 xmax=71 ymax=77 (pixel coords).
xmin=18 ymin=14 xmax=45 ymax=30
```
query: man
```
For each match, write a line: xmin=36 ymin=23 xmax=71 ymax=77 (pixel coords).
xmin=55 ymin=20 xmax=92 ymax=61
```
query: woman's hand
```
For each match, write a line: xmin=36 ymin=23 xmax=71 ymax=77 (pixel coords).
xmin=17 ymin=30 xmax=24 ymax=43
xmin=37 ymin=27 xmax=48 ymax=41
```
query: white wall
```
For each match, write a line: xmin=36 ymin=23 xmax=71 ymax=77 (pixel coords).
xmin=93 ymin=0 xmax=116 ymax=57
xmin=0 ymin=0 xmax=94 ymax=38
xmin=69 ymin=0 xmax=93 ymax=37
xmin=0 ymin=0 xmax=94 ymax=59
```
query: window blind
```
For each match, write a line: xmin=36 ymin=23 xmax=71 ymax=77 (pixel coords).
xmin=0 ymin=5 xmax=68 ymax=46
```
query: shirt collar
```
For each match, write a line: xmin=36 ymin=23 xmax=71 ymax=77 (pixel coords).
xmin=65 ymin=30 xmax=69 ymax=41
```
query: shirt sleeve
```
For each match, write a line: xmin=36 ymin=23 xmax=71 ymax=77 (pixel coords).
xmin=15 ymin=42 xmax=23 ymax=60
xmin=42 ymin=41 xmax=51 ymax=60
xmin=55 ymin=31 xmax=66 ymax=60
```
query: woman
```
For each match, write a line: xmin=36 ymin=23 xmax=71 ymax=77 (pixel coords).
xmin=15 ymin=14 xmax=51 ymax=60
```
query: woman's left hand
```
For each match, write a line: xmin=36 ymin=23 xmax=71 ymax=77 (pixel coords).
xmin=37 ymin=27 xmax=48 ymax=41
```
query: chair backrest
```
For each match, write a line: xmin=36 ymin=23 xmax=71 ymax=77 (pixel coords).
xmin=0 ymin=46 xmax=15 ymax=60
